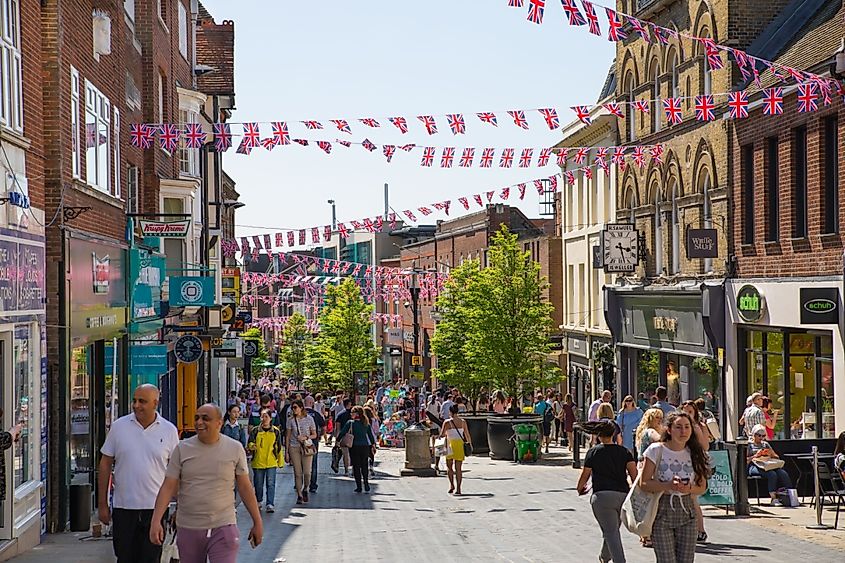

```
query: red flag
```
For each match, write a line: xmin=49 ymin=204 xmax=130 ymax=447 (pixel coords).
xmin=458 ymin=197 xmax=470 ymax=210
xmin=517 ymin=184 xmax=527 ymax=200
xmin=473 ymin=194 xmax=483 ymax=207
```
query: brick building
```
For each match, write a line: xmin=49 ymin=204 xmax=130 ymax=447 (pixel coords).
xmin=604 ymin=0 xmax=791 ymax=421
xmin=398 ymin=205 xmax=551 ymax=381
xmin=724 ymin=0 xmax=845 ymax=442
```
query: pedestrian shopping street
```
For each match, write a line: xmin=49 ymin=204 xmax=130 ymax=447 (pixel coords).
xmin=11 ymin=446 xmax=844 ymax=563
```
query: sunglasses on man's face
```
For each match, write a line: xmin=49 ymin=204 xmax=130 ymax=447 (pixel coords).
xmin=754 ymin=433 xmax=766 ymax=438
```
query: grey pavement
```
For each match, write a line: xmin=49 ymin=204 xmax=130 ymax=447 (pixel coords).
xmin=10 ymin=444 xmax=845 ymax=562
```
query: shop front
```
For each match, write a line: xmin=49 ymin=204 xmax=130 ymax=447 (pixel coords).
xmin=725 ymin=279 xmax=843 ymax=442
xmin=605 ymin=285 xmax=724 ymax=422
xmin=566 ymin=333 xmax=592 ymax=411
xmin=0 ymin=231 xmax=46 ymax=554
xmin=63 ymin=234 xmax=128 ymax=525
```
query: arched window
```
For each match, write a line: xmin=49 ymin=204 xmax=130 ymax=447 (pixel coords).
xmin=670 ymin=181 xmax=680 ymax=274
xmin=625 ymin=73 xmax=635 ymax=142
xmin=668 ymin=47 xmax=680 ymax=98
xmin=649 ymin=59 xmax=661 ymax=133
xmin=700 ymin=28 xmax=712 ymax=96
xmin=624 ymin=187 xmax=636 ymax=224
xmin=700 ymin=169 xmax=713 ymax=273
xmin=653 ymin=183 xmax=663 ymax=275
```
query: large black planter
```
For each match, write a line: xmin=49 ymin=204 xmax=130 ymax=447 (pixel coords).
xmin=487 ymin=414 xmax=542 ymax=460
xmin=463 ymin=414 xmax=489 ymax=455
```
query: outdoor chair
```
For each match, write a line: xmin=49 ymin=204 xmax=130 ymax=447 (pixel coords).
xmin=816 ymin=463 xmax=845 ymax=529
xmin=747 ymin=474 xmax=764 ymax=506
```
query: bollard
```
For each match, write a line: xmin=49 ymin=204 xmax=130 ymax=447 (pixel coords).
xmin=400 ymin=425 xmax=436 ymax=477
xmin=571 ymin=426 xmax=582 ymax=469
xmin=806 ymin=445 xmax=832 ymax=529
xmin=735 ymin=437 xmax=750 ymax=516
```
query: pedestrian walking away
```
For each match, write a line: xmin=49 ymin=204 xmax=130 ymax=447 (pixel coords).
xmin=285 ymin=399 xmax=318 ymax=504
xmin=334 ymin=398 xmax=353 ymax=474
xmin=639 ymin=411 xmax=711 ymax=563
xmin=439 ymin=403 xmax=472 ymax=495
xmin=304 ymin=395 xmax=326 ymax=493
xmin=98 ymin=384 xmax=179 ymax=563
xmin=150 ymin=404 xmax=263 ymax=563
xmin=337 ymin=405 xmax=377 ymax=493
xmin=248 ymin=408 xmax=284 ymax=512
xmin=576 ymin=420 xmax=638 ymax=563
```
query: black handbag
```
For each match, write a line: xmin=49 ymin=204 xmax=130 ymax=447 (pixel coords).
xmin=452 ymin=420 xmax=472 ymax=456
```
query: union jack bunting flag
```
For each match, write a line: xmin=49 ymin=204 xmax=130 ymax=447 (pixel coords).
xmin=500 ymin=187 xmax=510 ymax=200
xmin=399 ymin=144 xmax=416 ymax=151
xmin=486 ymin=191 xmax=495 ymax=202
xmin=183 ymin=123 xmax=205 ymax=148
xmin=477 ymin=112 xmax=498 ymax=126
xmin=302 ymin=120 xmax=323 ymax=130
xmin=500 ymin=148 xmax=514 ymax=168
xmin=363 ymin=218 xmax=376 ymax=233
xmin=274 ymin=233 xmax=283 ymax=248
xmin=565 ymin=170 xmax=576 ymax=185
xmin=292 ymin=138 xmax=309 ymax=146
xmin=572 ymin=106 xmax=592 ymax=124
xmin=634 ymin=100 xmax=651 ymax=114
xmin=359 ymin=118 xmax=380 ymax=128
xmin=130 ymin=124 xmax=154 ymax=148
xmin=649 ymin=144 xmax=664 ymax=164
xmin=362 ymin=139 xmax=377 ymax=152
xmin=581 ymin=1 xmax=601 ymax=36
xmin=336 ymin=139 xmax=352 ymax=147
xmin=728 ymin=91 xmax=749 ymax=119
xmin=458 ymin=197 xmax=470 ymax=210
xmin=441 ymin=147 xmax=455 ymax=168
xmin=584 ymin=167 xmax=594 ymax=180
xmin=763 ymin=88 xmax=784 ymax=115
xmin=316 ymin=141 xmax=332 ymax=154
xmin=731 ymin=49 xmax=753 ymax=83
xmin=556 ymin=148 xmax=569 ymax=166
xmin=603 ymin=102 xmax=624 ymax=118
xmin=574 ymin=147 xmax=589 ymax=165
xmin=518 ymin=183 xmax=527 ymax=199
xmin=330 ymin=119 xmax=351 ymax=134
xmin=538 ymin=147 xmax=552 ymax=166
xmin=337 ymin=223 xmax=349 ymax=239
xmin=611 ymin=146 xmax=626 ymax=164
xmin=374 ymin=216 xmax=384 ymax=231
xmin=417 ymin=115 xmax=438 ymax=135
xmin=234 ymin=136 xmax=250 ymax=154
xmin=242 ymin=123 xmax=261 ymax=147
xmin=251 ymin=236 xmax=263 ymax=250
xmin=533 ymin=180 xmax=545 ymax=195
xmin=663 ymin=97 xmax=683 ymax=125
xmin=632 ymin=146 xmax=646 ymax=168
xmin=605 ymin=8 xmax=627 ymax=42
xmin=389 ymin=116 xmax=409 ymax=133
xmin=324 ymin=225 xmax=332 ymax=241
xmin=594 ymin=146 xmax=609 ymax=167
xmin=508 ymin=110 xmax=529 ymax=129
xmin=260 ymin=137 xmax=278 ymax=151
xmin=526 ymin=0 xmax=545 ymax=24
xmin=389 ymin=212 xmax=397 ymax=230
xmin=786 ymin=67 xmax=808 ymax=84
xmin=158 ymin=124 xmax=180 ymax=151
xmin=421 ymin=146 xmax=436 ymax=167
xmin=549 ymin=174 xmax=558 ymax=191
xmin=299 ymin=230 xmax=307 ymax=245
xmin=480 ymin=148 xmax=495 ymax=168
xmin=538 ymin=108 xmax=559 ymax=130
xmin=459 ymin=148 xmax=475 ymax=167
xmin=447 ymin=114 xmax=466 ymax=134
xmin=383 ymin=144 xmax=396 ymax=162
xmin=432 ymin=201 xmax=451 ymax=215
xmin=519 ymin=149 xmax=533 ymax=168
xmin=350 ymin=220 xmax=364 ymax=230
xmin=797 ymin=83 xmax=818 ymax=113
xmin=287 ymin=231 xmax=296 ymax=246
xmin=271 ymin=122 xmax=290 ymax=145
xmin=561 ymin=0 xmax=586 ymax=26
xmin=652 ymin=24 xmax=672 ymax=46
xmin=628 ymin=16 xmax=650 ymax=42
xmin=312 ymin=227 xmax=320 ymax=244
xmin=473 ymin=194 xmax=483 ymax=207
xmin=508 ymin=0 xmax=524 ymax=6
xmin=240 ymin=237 xmax=250 ymax=255
xmin=694 ymin=95 xmax=716 ymax=121
xmin=699 ymin=38 xmax=724 ymax=71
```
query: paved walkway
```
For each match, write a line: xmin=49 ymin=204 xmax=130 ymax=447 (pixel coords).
xmin=10 ymin=445 xmax=845 ymax=562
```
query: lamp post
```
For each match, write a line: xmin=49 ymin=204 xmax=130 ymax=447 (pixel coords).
xmin=327 ymin=199 xmax=337 ymax=230
xmin=409 ymin=271 xmax=421 ymax=424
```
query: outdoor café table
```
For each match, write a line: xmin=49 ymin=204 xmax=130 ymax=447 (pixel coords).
xmin=782 ymin=452 xmax=835 ymax=502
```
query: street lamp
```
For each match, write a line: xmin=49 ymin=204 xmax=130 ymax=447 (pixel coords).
xmin=407 ymin=271 xmax=421 ymax=424
xmin=327 ymin=199 xmax=337 ymax=230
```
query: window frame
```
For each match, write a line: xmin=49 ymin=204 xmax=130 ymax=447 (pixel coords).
xmin=792 ymin=125 xmax=807 ymax=238
xmin=742 ymin=144 xmax=755 ymax=244
xmin=177 ymin=1 xmax=188 ymax=59
xmin=71 ymin=66 xmax=81 ymax=178
xmin=0 ymin=0 xmax=22 ymax=133
xmin=823 ymin=116 xmax=839 ymax=234
xmin=84 ymin=80 xmax=112 ymax=194
xmin=126 ymin=164 xmax=139 ymax=214
xmin=765 ymin=136 xmax=779 ymax=242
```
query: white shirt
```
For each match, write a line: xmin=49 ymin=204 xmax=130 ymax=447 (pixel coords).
xmin=440 ymin=399 xmax=455 ymax=420
xmin=643 ymin=443 xmax=695 ymax=494
xmin=588 ymin=399 xmax=603 ymax=422
xmin=330 ymin=401 xmax=346 ymax=418
xmin=101 ymin=412 xmax=179 ymax=509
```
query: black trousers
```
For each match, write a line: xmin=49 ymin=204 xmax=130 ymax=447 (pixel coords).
xmin=112 ymin=508 xmax=163 ymax=563
xmin=350 ymin=445 xmax=371 ymax=488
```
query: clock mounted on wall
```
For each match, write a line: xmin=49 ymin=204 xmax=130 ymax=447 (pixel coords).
xmin=601 ymin=224 xmax=639 ymax=273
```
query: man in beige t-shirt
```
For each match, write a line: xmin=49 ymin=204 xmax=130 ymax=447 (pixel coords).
xmin=150 ymin=404 xmax=262 ymax=563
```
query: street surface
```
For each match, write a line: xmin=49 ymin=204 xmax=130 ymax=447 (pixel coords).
xmin=11 ymin=445 xmax=845 ymax=562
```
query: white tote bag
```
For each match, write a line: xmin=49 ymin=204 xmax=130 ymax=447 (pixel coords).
xmin=621 ymin=444 xmax=664 ymax=537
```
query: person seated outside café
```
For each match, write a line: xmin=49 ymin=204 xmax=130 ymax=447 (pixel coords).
xmin=834 ymin=431 xmax=845 ymax=481
xmin=747 ymin=424 xmax=792 ymax=506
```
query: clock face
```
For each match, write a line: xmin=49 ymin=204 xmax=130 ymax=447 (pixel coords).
xmin=602 ymin=225 xmax=639 ymax=273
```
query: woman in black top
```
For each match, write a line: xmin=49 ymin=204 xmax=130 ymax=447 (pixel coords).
xmin=576 ymin=420 xmax=638 ymax=563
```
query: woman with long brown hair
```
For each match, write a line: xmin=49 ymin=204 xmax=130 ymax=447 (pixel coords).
xmin=337 ymin=406 xmax=376 ymax=493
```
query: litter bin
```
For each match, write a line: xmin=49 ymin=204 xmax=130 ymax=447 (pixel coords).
xmin=70 ymin=483 xmax=91 ymax=532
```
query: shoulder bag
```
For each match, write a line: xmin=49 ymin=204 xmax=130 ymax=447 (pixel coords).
xmin=621 ymin=443 xmax=664 ymax=537
xmin=339 ymin=422 xmax=355 ymax=448
xmin=294 ymin=418 xmax=316 ymax=457
xmin=454 ymin=420 xmax=473 ymax=457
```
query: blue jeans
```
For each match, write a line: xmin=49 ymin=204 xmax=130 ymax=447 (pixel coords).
xmin=253 ymin=467 xmax=276 ymax=505
xmin=309 ymin=441 xmax=319 ymax=490
xmin=748 ymin=465 xmax=791 ymax=494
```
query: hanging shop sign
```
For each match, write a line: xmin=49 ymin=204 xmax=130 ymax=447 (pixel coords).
xmin=221 ymin=267 xmax=241 ymax=304
xmin=800 ymin=287 xmax=839 ymax=325
xmin=220 ymin=303 xmax=235 ymax=324
xmin=170 ymin=276 xmax=215 ymax=307
xmin=242 ymin=339 xmax=258 ymax=359
xmin=138 ymin=219 xmax=191 ymax=238
xmin=174 ymin=335 xmax=203 ymax=363
xmin=686 ymin=228 xmax=718 ymax=259
xmin=736 ymin=285 xmax=765 ymax=323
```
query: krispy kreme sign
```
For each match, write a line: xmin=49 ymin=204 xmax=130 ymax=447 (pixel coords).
xmin=139 ymin=219 xmax=191 ymax=238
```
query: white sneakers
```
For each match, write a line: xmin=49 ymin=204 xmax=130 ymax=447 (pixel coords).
xmin=266 ymin=504 xmax=275 ymax=513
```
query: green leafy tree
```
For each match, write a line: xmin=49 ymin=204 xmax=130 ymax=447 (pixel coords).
xmin=314 ymin=278 xmax=378 ymax=393
xmin=431 ymin=259 xmax=488 ymax=412
xmin=241 ymin=327 xmax=269 ymax=375
xmin=303 ymin=340 xmax=335 ymax=394
xmin=278 ymin=312 xmax=311 ymax=383
xmin=465 ymin=226 xmax=560 ymax=412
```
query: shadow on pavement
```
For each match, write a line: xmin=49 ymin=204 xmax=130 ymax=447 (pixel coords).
xmin=695 ymin=543 xmax=772 ymax=556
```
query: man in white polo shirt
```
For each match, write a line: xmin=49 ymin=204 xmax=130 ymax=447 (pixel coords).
xmin=98 ymin=384 xmax=179 ymax=563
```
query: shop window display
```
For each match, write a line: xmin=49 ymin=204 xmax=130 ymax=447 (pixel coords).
xmin=13 ymin=324 xmax=35 ymax=488
xmin=70 ymin=345 xmax=92 ymax=484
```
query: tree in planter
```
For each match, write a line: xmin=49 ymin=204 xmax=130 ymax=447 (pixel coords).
xmin=241 ymin=327 xmax=270 ymax=375
xmin=430 ymin=259 xmax=488 ymax=412
xmin=314 ymin=278 xmax=378 ymax=394
xmin=278 ymin=312 xmax=311 ymax=385
xmin=465 ymin=226 xmax=561 ymax=413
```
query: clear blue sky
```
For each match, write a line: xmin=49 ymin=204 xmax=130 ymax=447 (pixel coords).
xmin=200 ymin=1 xmax=615 ymax=240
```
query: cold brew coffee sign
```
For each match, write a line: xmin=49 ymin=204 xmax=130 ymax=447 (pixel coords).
xmin=800 ymin=288 xmax=839 ymax=324
xmin=736 ymin=285 xmax=765 ymax=323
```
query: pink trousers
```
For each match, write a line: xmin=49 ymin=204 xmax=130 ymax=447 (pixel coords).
xmin=176 ymin=524 xmax=240 ymax=563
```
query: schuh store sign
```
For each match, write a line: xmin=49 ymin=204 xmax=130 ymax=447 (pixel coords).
xmin=800 ymin=287 xmax=839 ymax=325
